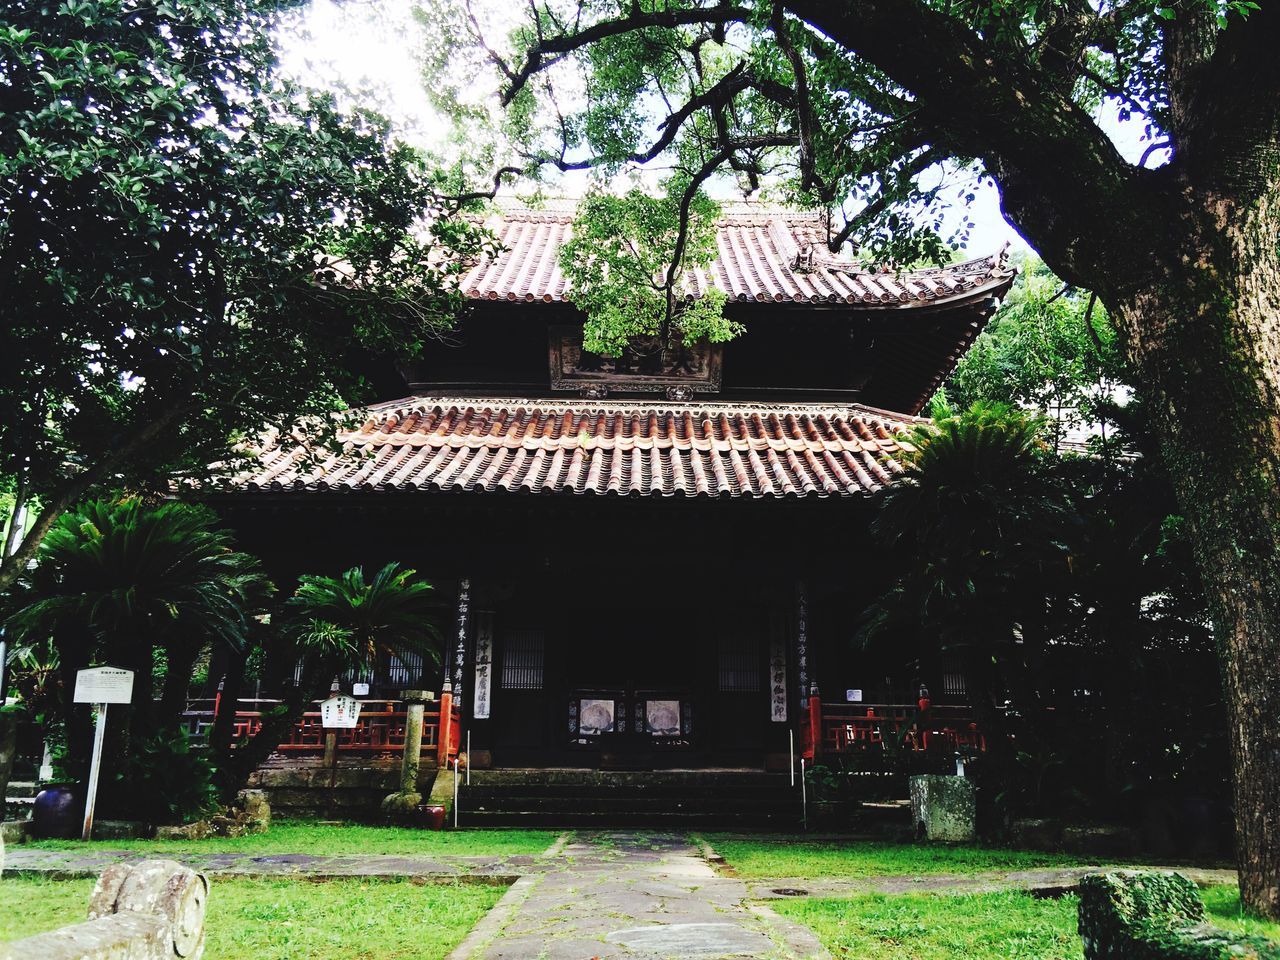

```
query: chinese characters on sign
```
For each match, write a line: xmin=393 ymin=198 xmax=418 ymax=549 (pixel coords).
xmin=320 ymin=694 xmax=361 ymax=728
xmin=453 ymin=578 xmax=471 ymax=710
xmin=473 ymin=610 xmax=494 ymax=720
xmin=769 ymin=631 xmax=788 ymax=722
xmin=795 ymin=580 xmax=809 ymax=704
xmin=73 ymin=666 xmax=135 ymax=704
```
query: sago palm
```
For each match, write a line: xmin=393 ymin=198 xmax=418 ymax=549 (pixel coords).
xmin=286 ymin=562 xmax=442 ymax=680
xmin=5 ymin=498 xmax=273 ymax=748
xmin=861 ymin=403 xmax=1075 ymax=752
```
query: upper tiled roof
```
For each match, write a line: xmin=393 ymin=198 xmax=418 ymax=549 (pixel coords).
xmin=230 ymin=397 xmax=920 ymax=499
xmin=462 ymin=202 xmax=1014 ymax=307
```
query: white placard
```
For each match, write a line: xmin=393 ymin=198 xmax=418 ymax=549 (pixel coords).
xmin=846 ymin=689 xmax=863 ymax=702
xmin=74 ymin=667 xmax=135 ymax=704
xmin=769 ymin=624 xmax=788 ymax=722
xmin=320 ymin=693 xmax=361 ymax=728
xmin=472 ymin=610 xmax=494 ymax=719
xmin=352 ymin=682 xmax=370 ymax=697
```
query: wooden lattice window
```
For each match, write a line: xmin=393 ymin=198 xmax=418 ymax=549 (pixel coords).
xmin=501 ymin=627 xmax=545 ymax=690
xmin=718 ymin=633 xmax=761 ymax=692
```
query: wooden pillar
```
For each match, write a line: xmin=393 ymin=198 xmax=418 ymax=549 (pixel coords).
xmin=807 ymin=693 xmax=823 ymax=759
xmin=437 ymin=680 xmax=453 ymax=769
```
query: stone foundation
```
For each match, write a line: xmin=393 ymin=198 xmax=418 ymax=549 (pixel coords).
xmin=246 ymin=757 xmax=437 ymax=819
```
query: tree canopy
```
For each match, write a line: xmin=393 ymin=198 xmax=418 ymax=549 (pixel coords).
xmin=420 ymin=0 xmax=1280 ymax=917
xmin=0 ymin=0 xmax=496 ymax=591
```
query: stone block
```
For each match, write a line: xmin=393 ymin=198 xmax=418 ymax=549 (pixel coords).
xmin=381 ymin=791 xmax=423 ymax=821
xmin=1062 ymin=823 xmax=1141 ymax=859
xmin=909 ymin=774 xmax=976 ymax=842
xmin=155 ymin=821 xmax=213 ymax=841
xmin=92 ymin=820 xmax=151 ymax=841
xmin=235 ymin=789 xmax=271 ymax=834
xmin=1077 ymin=871 xmax=1280 ymax=960
xmin=1011 ymin=817 xmax=1064 ymax=850
xmin=1 ymin=818 xmax=30 ymax=845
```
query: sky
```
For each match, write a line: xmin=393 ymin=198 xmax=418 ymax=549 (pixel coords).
xmin=277 ymin=0 xmax=1155 ymax=262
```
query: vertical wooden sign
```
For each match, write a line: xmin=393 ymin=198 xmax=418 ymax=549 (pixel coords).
xmin=472 ymin=611 xmax=494 ymax=720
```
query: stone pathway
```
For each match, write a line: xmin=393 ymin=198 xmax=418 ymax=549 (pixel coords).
xmin=745 ymin=865 xmax=1239 ymax=901
xmin=2 ymin=846 xmax=543 ymax=879
xmin=447 ymin=832 xmax=829 ymax=960
xmin=4 ymin=832 xmax=1239 ymax=960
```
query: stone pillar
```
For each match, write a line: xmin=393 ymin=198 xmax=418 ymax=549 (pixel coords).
xmin=0 ymin=706 xmax=18 ymax=809
xmin=398 ymin=690 xmax=432 ymax=793
xmin=380 ymin=689 xmax=433 ymax=820
xmin=2 ymin=859 xmax=209 ymax=960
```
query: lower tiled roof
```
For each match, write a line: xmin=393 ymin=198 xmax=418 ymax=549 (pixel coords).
xmin=232 ymin=398 xmax=919 ymax=499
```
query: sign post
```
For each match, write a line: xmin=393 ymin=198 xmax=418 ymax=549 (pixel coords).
xmin=73 ymin=666 xmax=135 ymax=842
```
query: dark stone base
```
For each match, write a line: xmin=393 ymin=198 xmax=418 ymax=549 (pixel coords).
xmin=245 ymin=758 xmax=437 ymax=819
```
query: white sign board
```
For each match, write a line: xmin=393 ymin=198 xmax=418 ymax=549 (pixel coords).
xmin=320 ymin=694 xmax=361 ymax=728
xmin=846 ymin=688 xmax=863 ymax=703
xmin=74 ymin=667 xmax=135 ymax=704
xmin=352 ymin=682 xmax=370 ymax=697
xmin=472 ymin=610 xmax=494 ymax=720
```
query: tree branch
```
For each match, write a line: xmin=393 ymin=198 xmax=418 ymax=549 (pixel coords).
xmin=780 ymin=0 xmax=1151 ymax=292
xmin=501 ymin=4 xmax=754 ymax=106
xmin=827 ymin=145 xmax=943 ymax=251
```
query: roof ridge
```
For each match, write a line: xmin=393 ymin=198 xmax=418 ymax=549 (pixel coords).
xmin=362 ymin=394 xmax=925 ymax=425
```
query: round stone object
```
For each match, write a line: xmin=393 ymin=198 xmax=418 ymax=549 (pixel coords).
xmin=89 ymin=859 xmax=209 ymax=958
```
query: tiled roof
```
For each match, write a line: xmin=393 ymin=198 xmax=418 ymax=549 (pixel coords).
xmin=232 ymin=397 xmax=920 ymax=499
xmin=462 ymin=202 xmax=1015 ymax=307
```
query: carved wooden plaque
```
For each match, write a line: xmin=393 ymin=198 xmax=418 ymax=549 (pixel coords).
xmin=549 ymin=326 xmax=723 ymax=395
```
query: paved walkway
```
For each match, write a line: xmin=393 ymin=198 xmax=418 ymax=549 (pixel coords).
xmin=3 ymin=846 xmax=539 ymax=879
xmin=448 ymin=832 xmax=829 ymax=960
xmin=4 ymin=832 xmax=1239 ymax=959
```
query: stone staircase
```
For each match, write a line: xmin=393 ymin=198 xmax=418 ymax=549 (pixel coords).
xmin=455 ymin=769 xmax=804 ymax=830
xmin=4 ymin=780 xmax=36 ymax=822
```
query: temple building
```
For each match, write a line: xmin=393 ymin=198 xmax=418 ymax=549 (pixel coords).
xmin=211 ymin=202 xmax=1015 ymax=772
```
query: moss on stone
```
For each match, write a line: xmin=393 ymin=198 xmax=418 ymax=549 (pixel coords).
xmin=909 ymin=775 xmax=976 ymax=843
xmin=1078 ymin=871 xmax=1280 ymax=960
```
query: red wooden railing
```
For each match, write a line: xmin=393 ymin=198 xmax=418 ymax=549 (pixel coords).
xmin=803 ymin=699 xmax=986 ymax=759
xmin=182 ymin=696 xmax=462 ymax=764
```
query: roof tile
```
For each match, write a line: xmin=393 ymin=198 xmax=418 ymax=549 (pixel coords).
xmin=229 ymin=396 xmax=920 ymax=500
xmin=459 ymin=204 xmax=1015 ymax=308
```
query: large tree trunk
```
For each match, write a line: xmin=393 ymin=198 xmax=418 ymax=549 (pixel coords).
xmin=1112 ymin=203 xmax=1280 ymax=916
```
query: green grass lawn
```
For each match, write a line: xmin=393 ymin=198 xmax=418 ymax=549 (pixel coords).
xmin=771 ymin=887 xmax=1280 ymax=960
xmin=0 ymin=873 xmax=502 ymax=959
xmin=25 ymin=821 xmax=557 ymax=857
xmin=707 ymin=835 xmax=1096 ymax=879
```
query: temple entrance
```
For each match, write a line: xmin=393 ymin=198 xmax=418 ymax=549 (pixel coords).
xmin=487 ymin=599 xmax=775 ymax=768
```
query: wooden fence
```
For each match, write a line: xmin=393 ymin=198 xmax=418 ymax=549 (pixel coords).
xmin=802 ymin=699 xmax=986 ymax=759
xmin=182 ymin=695 xmax=461 ymax=764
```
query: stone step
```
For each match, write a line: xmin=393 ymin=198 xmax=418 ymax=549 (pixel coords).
xmin=462 ymin=793 xmax=801 ymax=814
xmin=461 ymin=784 xmax=797 ymax=801
xmin=5 ymin=781 xmax=39 ymax=799
xmin=466 ymin=769 xmax=795 ymax=788
xmin=458 ymin=809 xmax=801 ymax=830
